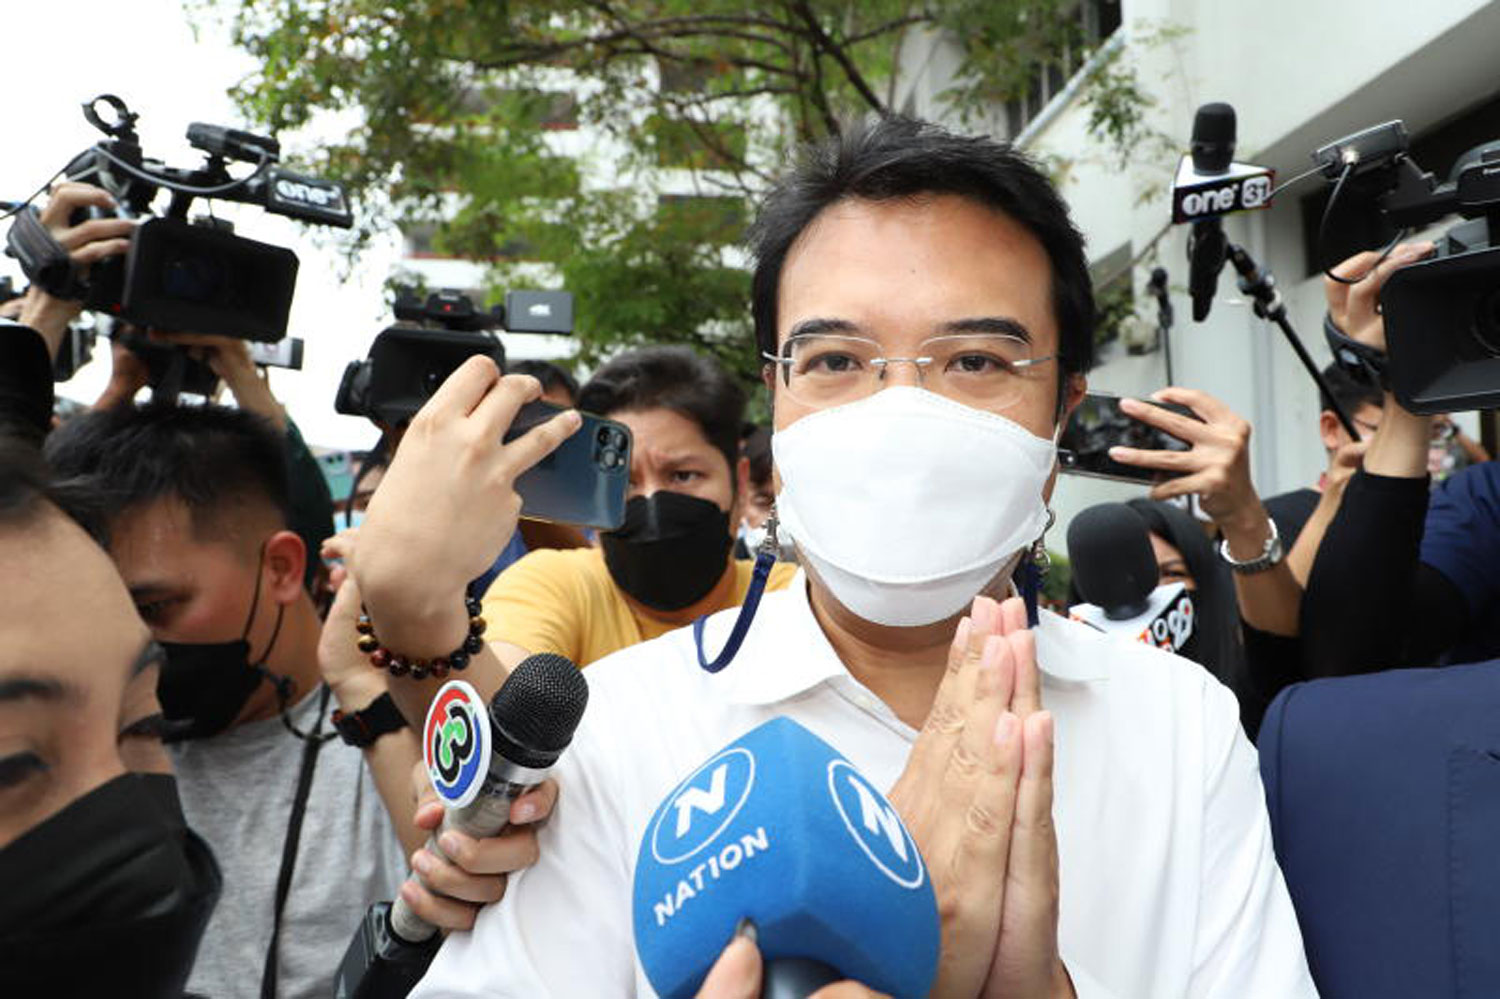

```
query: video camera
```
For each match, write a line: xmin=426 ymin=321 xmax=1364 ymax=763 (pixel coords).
xmin=5 ymin=93 xmax=351 ymax=343
xmin=336 ymin=287 xmax=574 ymax=426
xmin=1312 ymin=121 xmax=1500 ymax=412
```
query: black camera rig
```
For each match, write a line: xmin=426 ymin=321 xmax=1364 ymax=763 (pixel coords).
xmin=5 ymin=94 xmax=351 ymax=343
xmin=336 ymin=287 xmax=575 ymax=426
xmin=1313 ymin=120 xmax=1500 ymax=412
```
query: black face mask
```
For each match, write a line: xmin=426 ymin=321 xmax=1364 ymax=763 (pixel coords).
xmin=601 ymin=492 xmax=732 ymax=612
xmin=0 ymin=772 xmax=221 ymax=994
xmin=158 ymin=546 xmax=286 ymax=742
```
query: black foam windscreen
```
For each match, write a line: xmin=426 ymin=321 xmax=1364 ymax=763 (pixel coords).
xmin=488 ymin=652 xmax=589 ymax=768
xmin=1191 ymin=103 xmax=1236 ymax=174
xmin=1067 ymin=503 xmax=1160 ymax=620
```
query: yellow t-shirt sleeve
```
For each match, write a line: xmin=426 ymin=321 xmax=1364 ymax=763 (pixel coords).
xmin=481 ymin=549 xmax=587 ymax=663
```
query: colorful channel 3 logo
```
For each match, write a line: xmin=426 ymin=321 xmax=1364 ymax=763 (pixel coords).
xmin=424 ymin=679 xmax=491 ymax=808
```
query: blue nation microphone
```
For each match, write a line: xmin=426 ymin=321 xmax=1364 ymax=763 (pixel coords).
xmin=633 ymin=717 xmax=939 ymax=999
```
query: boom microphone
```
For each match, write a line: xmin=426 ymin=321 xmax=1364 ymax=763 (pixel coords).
xmin=632 ymin=717 xmax=939 ymax=999
xmin=1172 ymin=103 xmax=1277 ymax=322
xmin=333 ymin=653 xmax=589 ymax=999
xmin=1067 ymin=503 xmax=1196 ymax=655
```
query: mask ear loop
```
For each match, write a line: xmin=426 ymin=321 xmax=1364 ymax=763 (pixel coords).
xmin=1019 ymin=507 xmax=1057 ymax=628
xmin=241 ymin=541 xmax=303 ymax=725
xmin=694 ymin=511 xmax=780 ymax=673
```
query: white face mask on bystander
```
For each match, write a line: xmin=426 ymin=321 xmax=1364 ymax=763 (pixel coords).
xmin=772 ymin=386 xmax=1057 ymax=627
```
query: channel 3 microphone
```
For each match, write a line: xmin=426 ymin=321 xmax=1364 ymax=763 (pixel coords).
xmin=1172 ymin=102 xmax=1277 ymax=321
xmin=334 ymin=653 xmax=589 ymax=999
xmin=633 ymin=717 xmax=939 ymax=999
xmin=1066 ymin=503 xmax=1195 ymax=655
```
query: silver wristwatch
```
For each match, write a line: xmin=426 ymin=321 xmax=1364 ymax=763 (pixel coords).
xmin=1217 ymin=518 xmax=1284 ymax=574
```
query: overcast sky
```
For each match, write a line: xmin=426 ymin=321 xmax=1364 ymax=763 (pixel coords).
xmin=1 ymin=0 xmax=402 ymax=450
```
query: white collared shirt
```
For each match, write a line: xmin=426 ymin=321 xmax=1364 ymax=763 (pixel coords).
xmin=413 ymin=574 xmax=1315 ymax=998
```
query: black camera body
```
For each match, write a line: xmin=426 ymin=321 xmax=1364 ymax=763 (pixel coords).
xmin=337 ymin=288 xmax=574 ymax=426
xmin=6 ymin=94 xmax=349 ymax=343
xmin=1317 ymin=123 xmax=1500 ymax=413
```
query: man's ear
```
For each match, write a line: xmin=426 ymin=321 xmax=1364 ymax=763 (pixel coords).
xmin=1061 ymin=372 xmax=1088 ymax=423
xmin=1318 ymin=410 xmax=1343 ymax=452
xmin=263 ymin=529 xmax=307 ymax=604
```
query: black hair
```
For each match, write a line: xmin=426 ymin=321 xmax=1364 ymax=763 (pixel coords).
xmin=1318 ymin=362 xmax=1383 ymax=418
xmin=509 ymin=359 xmax=580 ymax=404
xmin=44 ymin=404 xmax=291 ymax=547
xmin=749 ymin=115 xmax=1096 ymax=379
xmin=1125 ymin=498 xmax=1248 ymax=697
xmin=0 ymin=438 xmax=105 ymax=542
xmin=741 ymin=425 xmax=773 ymax=487
xmin=576 ymin=346 xmax=746 ymax=474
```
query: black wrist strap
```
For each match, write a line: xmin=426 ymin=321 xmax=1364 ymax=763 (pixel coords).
xmin=332 ymin=691 xmax=408 ymax=748
xmin=1324 ymin=312 xmax=1390 ymax=390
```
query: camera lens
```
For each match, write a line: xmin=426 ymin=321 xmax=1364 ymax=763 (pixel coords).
xmin=597 ymin=427 xmax=613 ymax=445
xmin=599 ymin=447 xmax=619 ymax=469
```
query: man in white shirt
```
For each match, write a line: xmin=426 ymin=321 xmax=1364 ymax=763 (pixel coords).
xmin=350 ymin=114 xmax=1315 ymax=998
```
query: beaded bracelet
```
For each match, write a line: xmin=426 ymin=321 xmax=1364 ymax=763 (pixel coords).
xmin=355 ymin=596 xmax=487 ymax=680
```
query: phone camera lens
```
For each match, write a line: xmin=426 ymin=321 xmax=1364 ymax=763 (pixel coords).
xmin=596 ymin=427 xmax=612 ymax=445
xmin=599 ymin=447 xmax=619 ymax=469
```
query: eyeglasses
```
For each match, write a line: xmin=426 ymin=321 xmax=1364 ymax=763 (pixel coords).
xmin=763 ymin=333 xmax=1056 ymax=410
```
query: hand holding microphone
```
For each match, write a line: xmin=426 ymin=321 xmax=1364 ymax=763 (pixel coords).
xmin=335 ymin=653 xmax=588 ymax=999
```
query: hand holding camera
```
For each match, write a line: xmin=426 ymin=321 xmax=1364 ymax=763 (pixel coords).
xmin=346 ymin=357 xmax=582 ymax=660
xmin=1325 ymin=241 xmax=1433 ymax=353
xmin=14 ymin=182 xmax=134 ymax=355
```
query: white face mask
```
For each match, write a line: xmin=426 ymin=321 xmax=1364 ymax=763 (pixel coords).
xmin=773 ymin=387 xmax=1057 ymax=627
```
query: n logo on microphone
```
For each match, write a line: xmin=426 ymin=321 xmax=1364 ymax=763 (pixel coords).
xmin=651 ymin=747 xmax=756 ymax=865
xmin=828 ymin=760 xmax=926 ymax=889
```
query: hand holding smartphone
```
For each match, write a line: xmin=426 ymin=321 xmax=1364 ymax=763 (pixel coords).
xmin=503 ymin=400 xmax=632 ymax=530
xmin=1059 ymin=391 xmax=1200 ymax=484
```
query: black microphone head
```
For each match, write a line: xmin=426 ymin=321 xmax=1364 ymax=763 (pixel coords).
xmin=1148 ymin=267 xmax=1168 ymax=293
xmin=488 ymin=652 xmax=589 ymax=768
xmin=1067 ymin=503 xmax=1159 ymax=620
xmin=1191 ymin=102 xmax=1236 ymax=174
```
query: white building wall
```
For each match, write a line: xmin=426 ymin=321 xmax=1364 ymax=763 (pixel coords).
xmin=895 ymin=0 xmax=1500 ymax=537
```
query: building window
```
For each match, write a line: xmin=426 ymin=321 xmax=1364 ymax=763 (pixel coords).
xmin=1002 ymin=0 xmax=1122 ymax=137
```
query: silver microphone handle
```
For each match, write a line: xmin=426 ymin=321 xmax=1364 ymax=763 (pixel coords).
xmin=387 ymin=756 xmax=551 ymax=943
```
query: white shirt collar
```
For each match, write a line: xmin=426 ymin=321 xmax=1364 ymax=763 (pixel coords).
xmin=706 ymin=571 xmax=1108 ymax=709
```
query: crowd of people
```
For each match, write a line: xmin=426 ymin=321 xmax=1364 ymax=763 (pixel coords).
xmin=2 ymin=110 xmax=1496 ymax=999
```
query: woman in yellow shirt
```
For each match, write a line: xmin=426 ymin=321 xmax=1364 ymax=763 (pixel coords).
xmin=483 ymin=346 xmax=797 ymax=666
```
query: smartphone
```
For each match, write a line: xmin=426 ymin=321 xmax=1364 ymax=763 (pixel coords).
xmin=503 ymin=400 xmax=632 ymax=530
xmin=1058 ymin=391 xmax=1196 ymax=484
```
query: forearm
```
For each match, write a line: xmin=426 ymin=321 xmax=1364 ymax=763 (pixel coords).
xmin=1364 ymin=394 xmax=1432 ymax=478
xmin=1300 ymin=470 xmax=1429 ymax=676
xmin=329 ymin=676 xmax=427 ymax=856
xmin=15 ymin=291 xmax=78 ymax=361
xmin=1220 ymin=504 xmax=1300 ymax=637
xmin=1285 ymin=488 xmax=1344 ymax=586
xmin=224 ymin=368 xmax=288 ymax=432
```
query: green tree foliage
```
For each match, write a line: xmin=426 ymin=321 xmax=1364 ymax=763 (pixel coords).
xmin=195 ymin=0 xmax=1135 ymax=383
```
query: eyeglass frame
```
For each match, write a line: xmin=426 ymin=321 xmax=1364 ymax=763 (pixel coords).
xmin=760 ymin=332 xmax=1058 ymax=402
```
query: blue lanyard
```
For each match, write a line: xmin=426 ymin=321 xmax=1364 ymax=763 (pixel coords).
xmin=695 ymin=517 xmax=781 ymax=673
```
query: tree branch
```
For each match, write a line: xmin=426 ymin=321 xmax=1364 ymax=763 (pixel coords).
xmin=791 ymin=1 xmax=887 ymax=114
